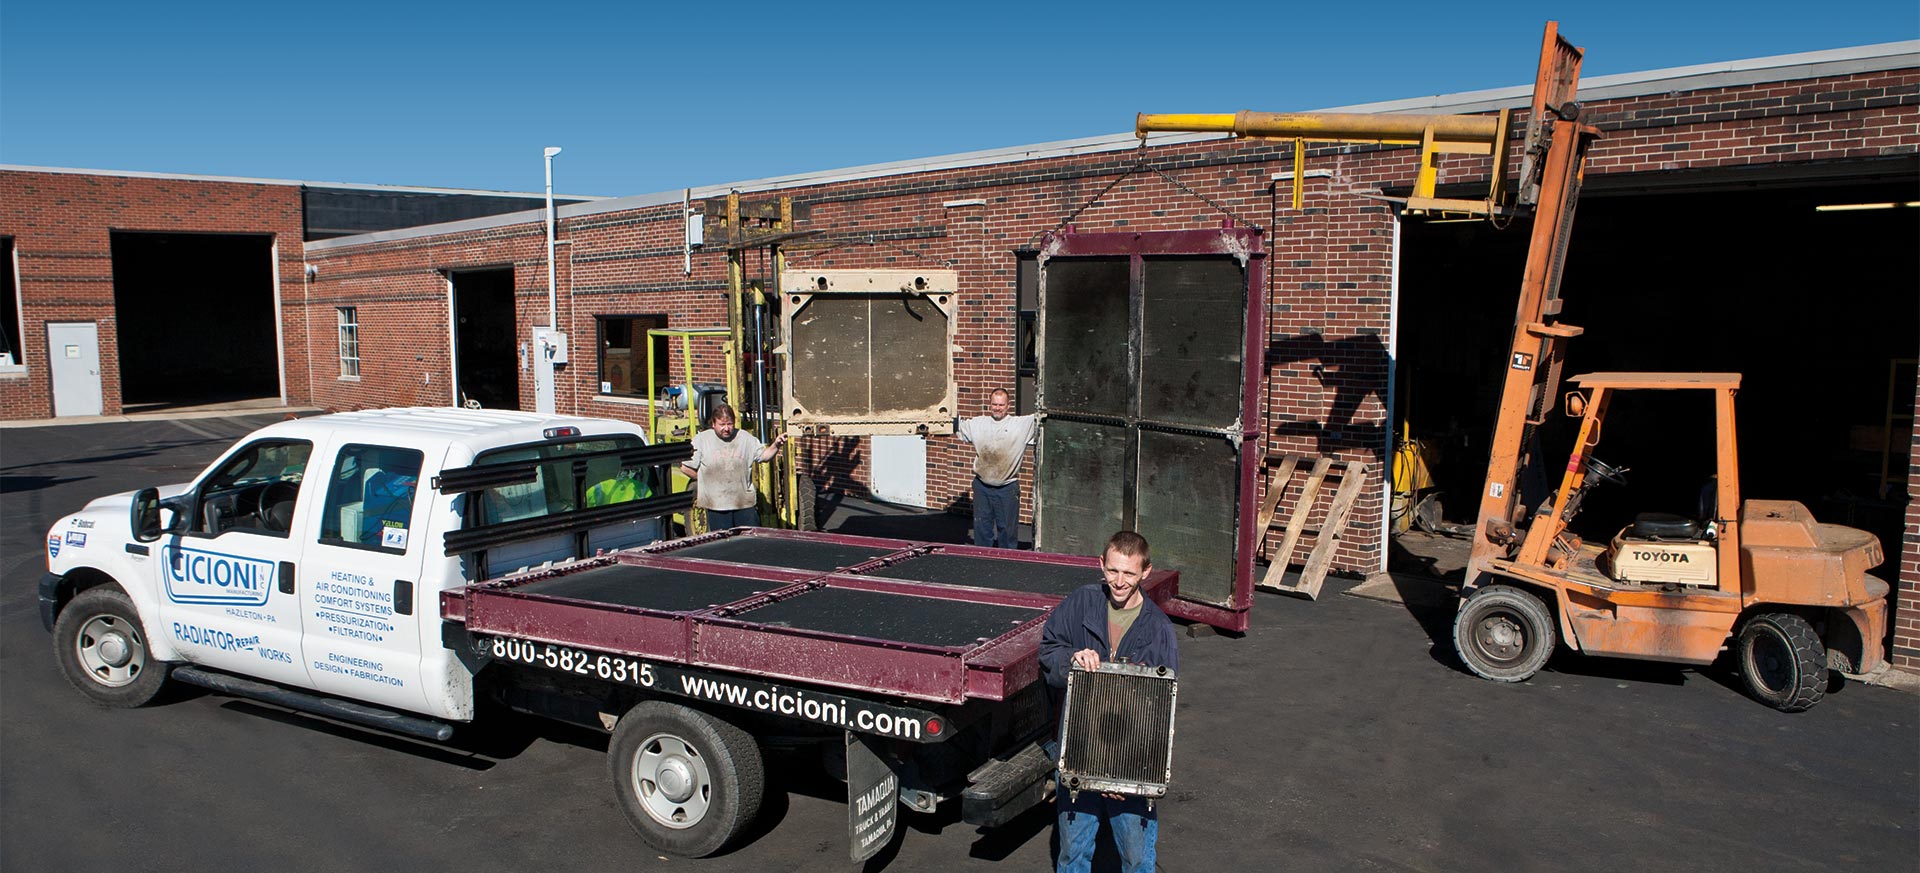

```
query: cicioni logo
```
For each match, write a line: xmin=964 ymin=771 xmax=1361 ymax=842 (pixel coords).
xmin=162 ymin=546 xmax=276 ymax=606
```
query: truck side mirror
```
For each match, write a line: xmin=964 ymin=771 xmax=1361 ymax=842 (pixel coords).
xmin=131 ymin=488 xmax=163 ymax=543
xmin=1564 ymin=391 xmax=1587 ymax=418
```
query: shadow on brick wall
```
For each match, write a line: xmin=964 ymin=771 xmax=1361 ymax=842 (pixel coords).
xmin=1265 ymin=331 xmax=1392 ymax=464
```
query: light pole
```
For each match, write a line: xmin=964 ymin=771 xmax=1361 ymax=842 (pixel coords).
xmin=543 ymin=146 xmax=562 ymax=330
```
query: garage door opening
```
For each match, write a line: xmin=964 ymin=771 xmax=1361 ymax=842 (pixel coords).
xmin=1396 ymin=177 xmax=1918 ymax=564
xmin=111 ymin=232 xmax=279 ymax=411
xmin=450 ymin=268 xmax=519 ymax=409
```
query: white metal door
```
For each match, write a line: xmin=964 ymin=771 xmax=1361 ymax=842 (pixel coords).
xmin=869 ymin=435 xmax=926 ymax=507
xmin=46 ymin=322 xmax=102 ymax=417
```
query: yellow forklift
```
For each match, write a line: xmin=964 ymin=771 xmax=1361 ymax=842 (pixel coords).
xmin=644 ymin=194 xmax=815 ymax=534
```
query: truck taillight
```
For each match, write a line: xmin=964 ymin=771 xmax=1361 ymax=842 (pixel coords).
xmin=543 ymin=426 xmax=580 ymax=439
xmin=926 ymin=717 xmax=942 ymax=737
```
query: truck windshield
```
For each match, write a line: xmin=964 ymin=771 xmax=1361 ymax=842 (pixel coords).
xmin=471 ymin=435 xmax=654 ymax=524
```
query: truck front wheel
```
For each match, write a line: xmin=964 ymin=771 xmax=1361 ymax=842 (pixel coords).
xmin=608 ymin=701 xmax=764 ymax=857
xmin=53 ymin=586 xmax=169 ymax=707
xmin=1453 ymin=584 xmax=1555 ymax=682
xmin=1736 ymin=612 xmax=1826 ymax=712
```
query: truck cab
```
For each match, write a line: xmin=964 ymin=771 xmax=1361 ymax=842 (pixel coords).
xmin=41 ymin=407 xmax=664 ymax=718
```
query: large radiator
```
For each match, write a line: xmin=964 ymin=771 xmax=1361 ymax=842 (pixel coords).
xmin=1057 ymin=662 xmax=1178 ymax=798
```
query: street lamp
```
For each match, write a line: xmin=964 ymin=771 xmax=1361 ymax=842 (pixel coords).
xmin=543 ymin=146 xmax=563 ymax=330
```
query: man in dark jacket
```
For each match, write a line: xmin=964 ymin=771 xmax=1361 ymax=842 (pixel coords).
xmin=1039 ymin=530 xmax=1177 ymax=873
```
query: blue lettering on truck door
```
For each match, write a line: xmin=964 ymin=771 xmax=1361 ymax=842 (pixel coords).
xmin=162 ymin=546 xmax=276 ymax=606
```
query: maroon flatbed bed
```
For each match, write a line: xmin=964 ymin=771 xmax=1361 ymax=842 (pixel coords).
xmin=440 ymin=528 xmax=1178 ymax=705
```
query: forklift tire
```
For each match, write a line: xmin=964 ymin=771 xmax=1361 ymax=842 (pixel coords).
xmin=53 ymin=586 xmax=170 ymax=708
xmin=1453 ymin=584 xmax=1555 ymax=683
xmin=795 ymin=473 xmax=817 ymax=532
xmin=1736 ymin=613 xmax=1826 ymax=712
xmin=608 ymin=701 xmax=764 ymax=857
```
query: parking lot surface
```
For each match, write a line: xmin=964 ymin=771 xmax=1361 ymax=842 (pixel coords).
xmin=3 ymin=414 xmax=1915 ymax=872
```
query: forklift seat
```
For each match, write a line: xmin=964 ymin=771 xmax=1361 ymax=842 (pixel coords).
xmin=1630 ymin=512 xmax=1701 ymax=540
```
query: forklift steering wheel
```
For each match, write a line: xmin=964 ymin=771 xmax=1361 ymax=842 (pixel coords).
xmin=1585 ymin=457 xmax=1629 ymax=488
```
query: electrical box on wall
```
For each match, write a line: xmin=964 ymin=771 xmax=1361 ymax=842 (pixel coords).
xmin=546 ymin=332 xmax=569 ymax=365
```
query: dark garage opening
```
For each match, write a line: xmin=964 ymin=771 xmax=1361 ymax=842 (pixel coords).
xmin=450 ymin=268 xmax=519 ymax=409
xmin=111 ymin=232 xmax=279 ymax=409
xmin=1396 ymin=175 xmax=1919 ymax=565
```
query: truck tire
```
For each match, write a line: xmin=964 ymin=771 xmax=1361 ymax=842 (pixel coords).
xmin=53 ymin=586 xmax=170 ymax=708
xmin=1453 ymin=584 xmax=1555 ymax=683
xmin=1736 ymin=612 xmax=1826 ymax=712
xmin=608 ymin=701 xmax=764 ymax=857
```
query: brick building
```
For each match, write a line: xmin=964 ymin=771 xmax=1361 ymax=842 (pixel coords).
xmin=6 ymin=42 xmax=1918 ymax=668
xmin=0 ymin=168 xmax=593 ymax=418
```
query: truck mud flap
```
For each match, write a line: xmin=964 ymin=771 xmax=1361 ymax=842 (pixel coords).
xmin=960 ymin=737 xmax=1053 ymax=828
xmin=846 ymin=731 xmax=901 ymax=862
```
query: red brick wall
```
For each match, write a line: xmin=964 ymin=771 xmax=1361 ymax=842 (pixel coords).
xmin=0 ymin=170 xmax=308 ymax=418
xmin=303 ymin=67 xmax=1918 ymax=622
xmin=1895 ymin=364 xmax=1919 ymax=670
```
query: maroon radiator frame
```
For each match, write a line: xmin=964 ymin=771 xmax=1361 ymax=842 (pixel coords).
xmin=1035 ymin=225 xmax=1267 ymax=632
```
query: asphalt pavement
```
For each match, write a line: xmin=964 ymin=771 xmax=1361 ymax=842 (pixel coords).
xmin=2 ymin=414 xmax=1915 ymax=872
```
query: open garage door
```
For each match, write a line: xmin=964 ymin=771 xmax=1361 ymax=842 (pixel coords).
xmin=111 ymin=232 xmax=279 ymax=411
xmin=1396 ymin=171 xmax=1918 ymax=571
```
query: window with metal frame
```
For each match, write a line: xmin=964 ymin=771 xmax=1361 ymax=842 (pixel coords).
xmin=337 ymin=306 xmax=360 ymax=378
xmin=596 ymin=314 xmax=669 ymax=398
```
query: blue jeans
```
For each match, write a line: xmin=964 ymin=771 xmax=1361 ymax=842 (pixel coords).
xmin=1056 ymin=785 xmax=1157 ymax=873
xmin=705 ymin=507 xmax=759 ymax=529
xmin=972 ymin=478 xmax=1019 ymax=549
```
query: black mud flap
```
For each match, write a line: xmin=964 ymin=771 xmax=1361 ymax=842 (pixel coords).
xmin=846 ymin=731 xmax=900 ymax=862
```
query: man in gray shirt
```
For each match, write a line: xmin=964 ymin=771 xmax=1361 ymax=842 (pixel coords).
xmin=956 ymin=388 xmax=1039 ymax=549
xmin=681 ymin=403 xmax=786 ymax=529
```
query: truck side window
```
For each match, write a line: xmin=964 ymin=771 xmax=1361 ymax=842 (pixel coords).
xmin=318 ymin=444 xmax=425 ymax=553
xmin=473 ymin=436 xmax=649 ymax=525
xmin=196 ymin=440 xmax=313 ymax=537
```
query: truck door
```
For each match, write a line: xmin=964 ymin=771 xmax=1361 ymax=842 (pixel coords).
xmin=156 ymin=437 xmax=317 ymax=688
xmin=299 ymin=439 xmax=446 ymax=713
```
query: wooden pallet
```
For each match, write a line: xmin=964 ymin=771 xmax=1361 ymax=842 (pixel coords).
xmin=1254 ymin=455 xmax=1369 ymax=600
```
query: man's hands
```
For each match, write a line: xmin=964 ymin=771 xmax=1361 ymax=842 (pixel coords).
xmin=1071 ymin=648 xmax=1101 ymax=671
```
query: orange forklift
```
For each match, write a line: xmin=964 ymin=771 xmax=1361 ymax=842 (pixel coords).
xmin=1133 ymin=22 xmax=1891 ymax=710
xmin=1451 ymin=42 xmax=1891 ymax=711
xmin=1457 ymin=373 xmax=1889 ymax=711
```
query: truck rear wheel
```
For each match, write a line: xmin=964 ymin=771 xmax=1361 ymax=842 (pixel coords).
xmin=1736 ymin=612 xmax=1826 ymax=712
xmin=608 ymin=701 xmax=764 ymax=857
xmin=1453 ymin=584 xmax=1555 ymax=682
xmin=53 ymin=586 xmax=169 ymax=708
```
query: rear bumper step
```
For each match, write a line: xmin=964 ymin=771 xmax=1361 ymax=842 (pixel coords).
xmin=961 ymin=737 xmax=1055 ymax=827
xmin=171 ymin=666 xmax=456 ymax=742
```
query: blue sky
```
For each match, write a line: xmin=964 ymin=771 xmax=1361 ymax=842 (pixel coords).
xmin=3 ymin=1 xmax=1915 ymax=197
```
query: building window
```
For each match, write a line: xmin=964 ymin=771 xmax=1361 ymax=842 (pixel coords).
xmin=597 ymin=314 xmax=669 ymax=398
xmin=1 ymin=237 xmax=22 ymax=370
xmin=337 ymin=306 xmax=360 ymax=378
xmin=1013 ymin=249 xmax=1038 ymax=413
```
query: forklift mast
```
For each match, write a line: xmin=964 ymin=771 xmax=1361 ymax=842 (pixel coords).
xmin=1465 ymin=27 xmax=1603 ymax=586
